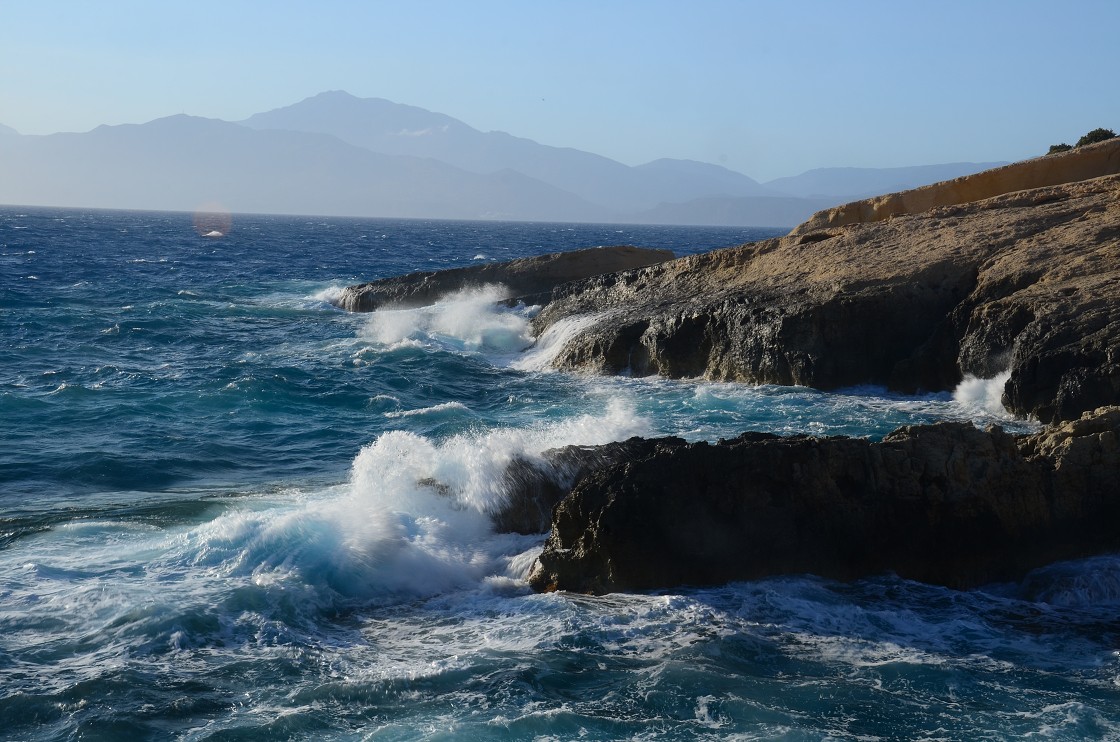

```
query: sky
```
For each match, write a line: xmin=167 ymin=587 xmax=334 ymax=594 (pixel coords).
xmin=2 ymin=0 xmax=1118 ymax=182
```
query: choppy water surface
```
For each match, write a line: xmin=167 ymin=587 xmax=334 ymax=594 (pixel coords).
xmin=2 ymin=207 xmax=1117 ymax=740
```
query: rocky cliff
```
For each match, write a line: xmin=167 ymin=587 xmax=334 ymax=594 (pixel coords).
xmin=792 ymin=136 xmax=1120 ymax=233
xmin=334 ymin=151 xmax=1120 ymax=596
xmin=334 ymin=245 xmax=674 ymax=312
xmin=525 ymin=407 xmax=1120 ymax=594
xmin=531 ymin=173 xmax=1120 ymax=424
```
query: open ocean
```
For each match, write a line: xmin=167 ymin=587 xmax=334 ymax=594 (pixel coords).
xmin=2 ymin=206 xmax=1119 ymax=740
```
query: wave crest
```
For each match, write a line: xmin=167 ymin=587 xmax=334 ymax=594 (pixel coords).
xmin=360 ymin=285 xmax=534 ymax=357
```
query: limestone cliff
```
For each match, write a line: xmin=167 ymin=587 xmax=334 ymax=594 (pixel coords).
xmin=532 ymin=174 xmax=1120 ymax=423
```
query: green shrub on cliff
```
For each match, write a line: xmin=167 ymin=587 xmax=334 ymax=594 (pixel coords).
xmin=1048 ymin=143 xmax=1072 ymax=154
xmin=1076 ymin=128 xmax=1116 ymax=147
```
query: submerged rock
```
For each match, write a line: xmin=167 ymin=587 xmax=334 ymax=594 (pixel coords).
xmin=334 ymin=245 xmax=674 ymax=312
xmin=525 ymin=407 xmax=1120 ymax=594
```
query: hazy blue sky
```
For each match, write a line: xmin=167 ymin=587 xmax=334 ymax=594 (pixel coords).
xmin=2 ymin=0 xmax=1117 ymax=181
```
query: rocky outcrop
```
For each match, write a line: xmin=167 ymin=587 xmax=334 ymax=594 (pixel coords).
xmin=334 ymin=245 xmax=674 ymax=311
xmin=792 ymin=136 xmax=1120 ymax=233
xmin=531 ymin=174 xmax=1120 ymax=423
xmin=526 ymin=407 xmax=1120 ymax=594
xmin=493 ymin=439 xmax=654 ymax=534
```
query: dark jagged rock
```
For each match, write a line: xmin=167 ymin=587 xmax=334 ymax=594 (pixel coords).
xmin=493 ymin=439 xmax=654 ymax=534
xmin=531 ymin=174 xmax=1120 ymax=424
xmin=525 ymin=407 xmax=1120 ymax=594
xmin=334 ymin=245 xmax=674 ymax=312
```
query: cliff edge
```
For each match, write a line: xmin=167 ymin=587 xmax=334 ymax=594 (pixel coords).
xmin=515 ymin=144 xmax=1120 ymax=593
xmin=791 ymin=136 xmax=1120 ymax=234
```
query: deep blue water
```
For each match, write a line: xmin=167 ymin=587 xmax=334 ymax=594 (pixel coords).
xmin=2 ymin=207 xmax=1118 ymax=740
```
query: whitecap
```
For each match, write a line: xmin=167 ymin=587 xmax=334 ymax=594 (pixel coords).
xmin=384 ymin=401 xmax=471 ymax=419
xmin=310 ymin=284 xmax=347 ymax=305
xmin=149 ymin=398 xmax=650 ymax=606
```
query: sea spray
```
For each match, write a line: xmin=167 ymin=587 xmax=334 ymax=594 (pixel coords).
xmin=512 ymin=313 xmax=605 ymax=372
xmin=360 ymin=284 xmax=535 ymax=356
xmin=953 ymin=370 xmax=1013 ymax=417
xmin=166 ymin=398 xmax=651 ymax=606
xmin=351 ymin=396 xmax=649 ymax=518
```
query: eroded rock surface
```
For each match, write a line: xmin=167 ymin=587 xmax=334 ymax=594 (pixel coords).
xmin=532 ymin=175 xmax=1120 ymax=423
xmin=335 ymin=245 xmax=674 ymax=312
xmin=525 ymin=407 xmax=1120 ymax=594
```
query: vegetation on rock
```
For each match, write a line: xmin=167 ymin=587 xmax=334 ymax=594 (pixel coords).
xmin=1076 ymin=127 xmax=1116 ymax=147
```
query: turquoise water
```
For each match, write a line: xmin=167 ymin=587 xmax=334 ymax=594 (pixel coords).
xmin=2 ymin=207 xmax=1117 ymax=740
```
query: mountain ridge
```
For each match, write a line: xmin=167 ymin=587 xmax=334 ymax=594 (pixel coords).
xmin=240 ymin=91 xmax=778 ymax=213
xmin=0 ymin=114 xmax=613 ymax=222
xmin=0 ymin=92 xmax=1008 ymax=226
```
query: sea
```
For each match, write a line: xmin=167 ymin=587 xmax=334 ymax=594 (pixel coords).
xmin=2 ymin=206 xmax=1119 ymax=741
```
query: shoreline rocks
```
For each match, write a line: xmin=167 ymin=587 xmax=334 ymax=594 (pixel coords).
xmin=336 ymin=152 xmax=1120 ymax=596
xmin=524 ymin=407 xmax=1120 ymax=594
xmin=530 ymin=174 xmax=1120 ymax=424
xmin=334 ymin=244 xmax=674 ymax=312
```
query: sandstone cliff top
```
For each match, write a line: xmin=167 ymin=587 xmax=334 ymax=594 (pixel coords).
xmin=792 ymin=136 xmax=1120 ymax=234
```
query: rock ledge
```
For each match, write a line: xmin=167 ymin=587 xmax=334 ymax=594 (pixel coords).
xmin=335 ymin=245 xmax=674 ymax=311
xmin=525 ymin=407 xmax=1120 ymax=594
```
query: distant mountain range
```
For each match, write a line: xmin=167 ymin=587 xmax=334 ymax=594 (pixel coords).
xmin=0 ymin=91 xmax=1005 ymax=227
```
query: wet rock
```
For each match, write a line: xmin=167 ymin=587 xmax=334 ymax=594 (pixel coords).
xmin=526 ymin=407 xmax=1120 ymax=594
xmin=493 ymin=438 xmax=656 ymax=534
xmin=334 ymin=245 xmax=674 ymax=312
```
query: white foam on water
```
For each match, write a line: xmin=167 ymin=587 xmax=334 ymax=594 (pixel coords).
xmin=360 ymin=285 xmax=534 ymax=357
xmin=352 ymin=396 xmax=648 ymax=518
xmin=952 ymin=370 xmax=1012 ymax=417
xmin=158 ymin=397 xmax=650 ymax=606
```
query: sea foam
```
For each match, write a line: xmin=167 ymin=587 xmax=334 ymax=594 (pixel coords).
xmin=952 ymin=370 xmax=1012 ymax=417
xmin=175 ymin=398 xmax=649 ymax=605
xmin=360 ymin=285 xmax=534 ymax=357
